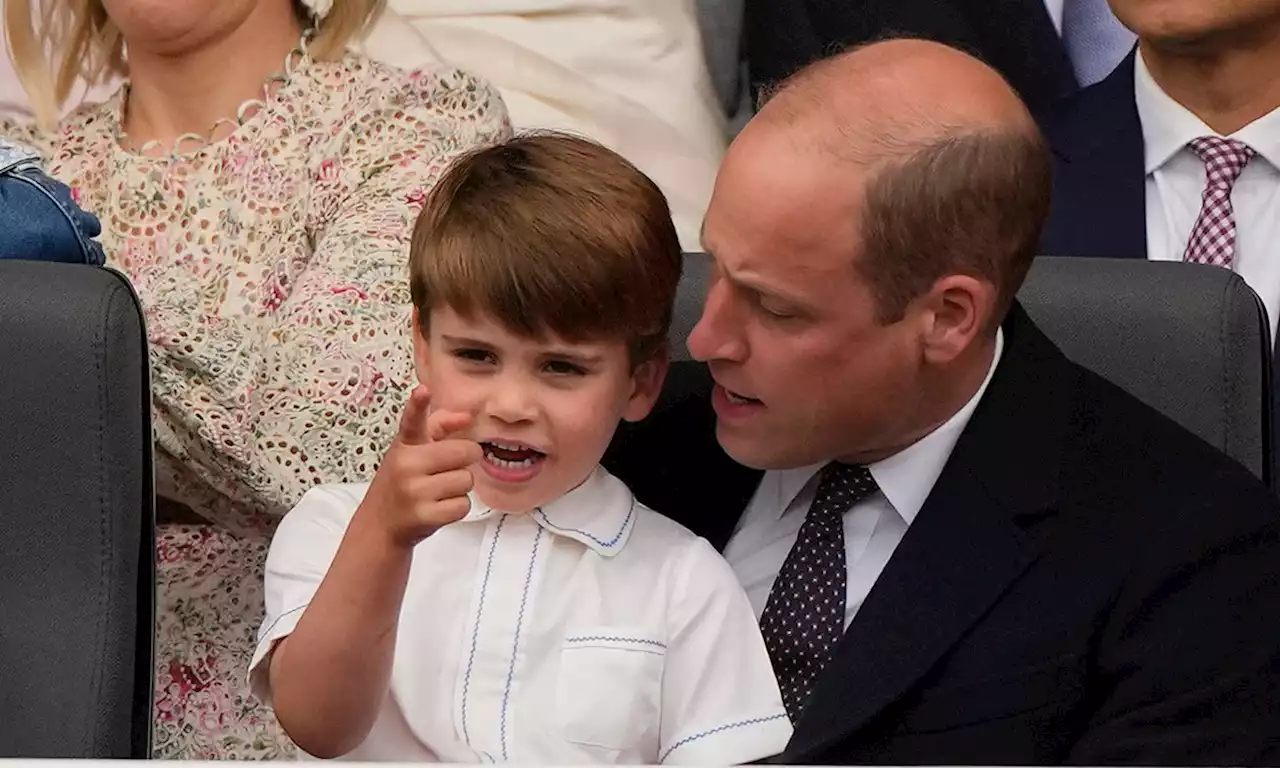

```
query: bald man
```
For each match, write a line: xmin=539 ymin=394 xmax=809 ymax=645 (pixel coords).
xmin=604 ymin=40 xmax=1280 ymax=765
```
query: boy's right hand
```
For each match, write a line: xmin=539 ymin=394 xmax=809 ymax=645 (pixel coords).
xmin=360 ymin=386 xmax=482 ymax=548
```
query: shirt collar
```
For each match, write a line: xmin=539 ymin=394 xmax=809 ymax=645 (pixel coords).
xmin=463 ymin=466 xmax=636 ymax=557
xmin=1134 ymin=48 xmax=1280 ymax=173
xmin=772 ymin=328 xmax=1005 ymax=526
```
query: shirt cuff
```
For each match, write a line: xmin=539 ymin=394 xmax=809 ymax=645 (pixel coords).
xmin=660 ymin=710 xmax=792 ymax=765
xmin=246 ymin=603 xmax=309 ymax=703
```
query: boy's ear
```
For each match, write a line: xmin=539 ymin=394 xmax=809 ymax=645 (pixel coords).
xmin=621 ymin=344 xmax=669 ymax=423
xmin=411 ymin=308 xmax=431 ymax=386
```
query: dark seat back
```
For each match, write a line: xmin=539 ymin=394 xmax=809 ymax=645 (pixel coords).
xmin=0 ymin=261 xmax=155 ymax=757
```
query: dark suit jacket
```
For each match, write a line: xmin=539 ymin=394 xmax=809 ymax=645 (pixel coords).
xmin=603 ymin=304 xmax=1280 ymax=765
xmin=745 ymin=0 xmax=1077 ymax=113
xmin=1038 ymin=51 xmax=1147 ymax=260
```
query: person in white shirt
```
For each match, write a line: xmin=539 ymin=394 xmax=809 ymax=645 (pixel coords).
xmin=1040 ymin=0 xmax=1280 ymax=336
xmin=249 ymin=132 xmax=792 ymax=764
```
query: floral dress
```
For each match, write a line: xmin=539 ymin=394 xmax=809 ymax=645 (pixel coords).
xmin=1 ymin=53 xmax=509 ymax=758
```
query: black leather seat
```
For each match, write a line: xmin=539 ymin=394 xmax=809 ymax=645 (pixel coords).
xmin=0 ymin=262 xmax=155 ymax=758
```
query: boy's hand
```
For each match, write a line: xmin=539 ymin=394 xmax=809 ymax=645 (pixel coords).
xmin=360 ymin=386 xmax=482 ymax=548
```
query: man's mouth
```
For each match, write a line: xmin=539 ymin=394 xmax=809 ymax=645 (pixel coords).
xmin=723 ymin=388 xmax=762 ymax=406
xmin=480 ymin=439 xmax=547 ymax=469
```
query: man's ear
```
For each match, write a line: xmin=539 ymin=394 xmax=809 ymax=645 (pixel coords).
xmin=411 ymin=308 xmax=431 ymax=386
xmin=918 ymin=275 xmax=997 ymax=365
xmin=622 ymin=345 xmax=670 ymax=423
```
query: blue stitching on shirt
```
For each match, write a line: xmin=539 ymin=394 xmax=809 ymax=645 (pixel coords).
xmin=499 ymin=526 xmax=543 ymax=760
xmin=564 ymin=635 xmax=667 ymax=649
xmin=658 ymin=713 xmax=790 ymax=763
xmin=535 ymin=497 xmax=635 ymax=549
xmin=256 ymin=603 xmax=308 ymax=643
xmin=461 ymin=514 xmax=507 ymax=746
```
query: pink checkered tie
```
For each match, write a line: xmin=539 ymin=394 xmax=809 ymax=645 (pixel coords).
xmin=1183 ymin=136 xmax=1256 ymax=268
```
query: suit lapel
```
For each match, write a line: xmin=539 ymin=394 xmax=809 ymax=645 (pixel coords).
xmin=784 ymin=306 xmax=1078 ymax=761
xmin=1039 ymin=51 xmax=1148 ymax=260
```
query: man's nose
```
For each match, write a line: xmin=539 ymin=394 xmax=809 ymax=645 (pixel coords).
xmin=687 ymin=278 xmax=747 ymax=363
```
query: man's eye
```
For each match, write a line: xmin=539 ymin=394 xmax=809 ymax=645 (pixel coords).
xmin=758 ymin=300 xmax=797 ymax=320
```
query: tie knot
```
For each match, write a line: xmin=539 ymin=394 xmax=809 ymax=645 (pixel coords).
xmin=810 ymin=462 xmax=878 ymax=519
xmin=1188 ymin=136 xmax=1256 ymax=186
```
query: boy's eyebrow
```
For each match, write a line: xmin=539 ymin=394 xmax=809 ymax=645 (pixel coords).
xmin=442 ymin=334 xmax=607 ymax=364
xmin=440 ymin=334 xmax=495 ymax=348
xmin=540 ymin=347 xmax=606 ymax=365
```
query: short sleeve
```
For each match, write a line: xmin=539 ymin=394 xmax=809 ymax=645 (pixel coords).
xmin=247 ymin=483 xmax=369 ymax=702
xmin=658 ymin=538 xmax=792 ymax=764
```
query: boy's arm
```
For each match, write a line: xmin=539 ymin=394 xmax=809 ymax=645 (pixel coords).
xmin=265 ymin=501 xmax=414 ymax=759
xmin=658 ymin=537 xmax=794 ymax=765
xmin=255 ymin=389 xmax=481 ymax=758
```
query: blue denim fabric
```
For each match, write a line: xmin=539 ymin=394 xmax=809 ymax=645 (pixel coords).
xmin=1 ymin=137 xmax=107 ymax=265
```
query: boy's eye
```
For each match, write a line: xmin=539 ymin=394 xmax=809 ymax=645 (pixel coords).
xmin=543 ymin=359 xmax=587 ymax=376
xmin=452 ymin=348 xmax=495 ymax=364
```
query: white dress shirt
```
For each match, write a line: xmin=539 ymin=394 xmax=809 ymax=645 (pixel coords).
xmin=724 ymin=330 xmax=1005 ymax=628
xmin=1133 ymin=51 xmax=1280 ymax=338
xmin=250 ymin=467 xmax=791 ymax=764
xmin=1044 ymin=0 xmax=1065 ymax=30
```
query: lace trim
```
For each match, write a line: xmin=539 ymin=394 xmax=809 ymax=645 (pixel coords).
xmin=116 ymin=28 xmax=315 ymax=157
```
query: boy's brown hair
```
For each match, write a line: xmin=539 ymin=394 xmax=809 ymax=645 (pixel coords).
xmin=409 ymin=132 xmax=683 ymax=367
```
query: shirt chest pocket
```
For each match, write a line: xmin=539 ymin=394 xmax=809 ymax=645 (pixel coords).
xmin=556 ymin=629 xmax=666 ymax=750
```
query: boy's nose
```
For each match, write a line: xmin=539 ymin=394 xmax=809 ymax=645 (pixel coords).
xmin=487 ymin=378 xmax=538 ymax=424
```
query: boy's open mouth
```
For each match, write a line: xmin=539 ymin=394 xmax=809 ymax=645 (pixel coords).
xmin=480 ymin=440 xmax=546 ymax=470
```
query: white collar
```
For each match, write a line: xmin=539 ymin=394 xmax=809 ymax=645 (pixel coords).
xmin=463 ymin=466 xmax=636 ymax=558
xmin=771 ymin=328 xmax=1005 ymax=525
xmin=1134 ymin=48 xmax=1280 ymax=174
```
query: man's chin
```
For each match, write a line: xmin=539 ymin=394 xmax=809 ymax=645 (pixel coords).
xmin=715 ymin=420 xmax=809 ymax=470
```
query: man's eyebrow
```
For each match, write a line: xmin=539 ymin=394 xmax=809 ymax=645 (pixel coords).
xmin=724 ymin=269 xmax=810 ymax=307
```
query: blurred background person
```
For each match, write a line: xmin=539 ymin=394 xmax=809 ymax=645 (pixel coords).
xmin=743 ymin=0 xmax=1135 ymax=112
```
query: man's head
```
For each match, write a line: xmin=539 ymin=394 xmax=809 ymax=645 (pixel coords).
xmin=409 ymin=132 xmax=681 ymax=511
xmin=1107 ymin=0 xmax=1280 ymax=52
xmin=692 ymin=39 xmax=1051 ymax=470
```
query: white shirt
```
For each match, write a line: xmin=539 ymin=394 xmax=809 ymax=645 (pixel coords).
xmin=724 ymin=330 xmax=1004 ymax=628
xmin=1134 ymin=51 xmax=1280 ymax=339
xmin=250 ymin=466 xmax=791 ymax=764
xmin=1043 ymin=0 xmax=1065 ymax=31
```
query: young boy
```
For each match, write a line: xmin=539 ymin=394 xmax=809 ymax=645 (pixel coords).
xmin=249 ymin=133 xmax=793 ymax=764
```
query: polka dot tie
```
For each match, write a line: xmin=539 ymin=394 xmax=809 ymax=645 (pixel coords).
xmin=759 ymin=462 xmax=879 ymax=722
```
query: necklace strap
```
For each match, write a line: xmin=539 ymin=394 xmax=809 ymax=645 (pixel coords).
xmin=118 ymin=28 xmax=315 ymax=158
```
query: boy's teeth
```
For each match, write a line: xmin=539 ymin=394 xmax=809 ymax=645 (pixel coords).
xmin=485 ymin=451 xmax=536 ymax=469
